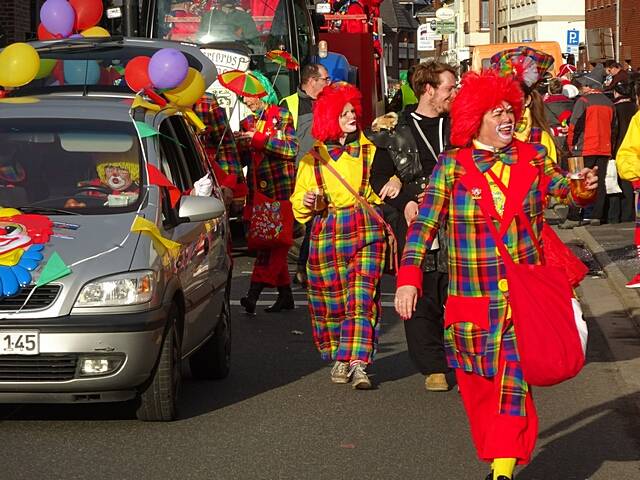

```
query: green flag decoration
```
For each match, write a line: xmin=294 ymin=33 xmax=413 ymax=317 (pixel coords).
xmin=36 ymin=252 xmax=71 ymax=287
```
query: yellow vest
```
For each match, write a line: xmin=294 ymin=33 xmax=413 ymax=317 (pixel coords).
xmin=281 ymin=93 xmax=299 ymax=129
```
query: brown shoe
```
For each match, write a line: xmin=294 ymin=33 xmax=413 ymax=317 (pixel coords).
xmin=425 ymin=373 xmax=449 ymax=392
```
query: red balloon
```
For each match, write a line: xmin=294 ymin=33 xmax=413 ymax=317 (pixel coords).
xmin=125 ymin=56 xmax=152 ymax=92
xmin=69 ymin=0 xmax=104 ymax=31
xmin=38 ymin=23 xmax=57 ymax=40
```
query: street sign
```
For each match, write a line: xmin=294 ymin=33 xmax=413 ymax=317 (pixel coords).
xmin=435 ymin=19 xmax=456 ymax=35
xmin=567 ymin=29 xmax=580 ymax=46
xmin=435 ymin=7 xmax=455 ymax=21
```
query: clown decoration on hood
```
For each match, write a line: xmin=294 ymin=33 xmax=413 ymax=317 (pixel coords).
xmin=0 ymin=208 xmax=53 ymax=297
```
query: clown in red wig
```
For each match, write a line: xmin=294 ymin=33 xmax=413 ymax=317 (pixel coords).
xmin=312 ymin=83 xmax=363 ymax=142
xmin=450 ymin=71 xmax=524 ymax=147
xmin=395 ymin=70 xmax=598 ymax=480
xmin=291 ymin=82 xmax=386 ymax=390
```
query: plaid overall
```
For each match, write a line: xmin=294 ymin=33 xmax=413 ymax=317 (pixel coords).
xmin=307 ymin=147 xmax=386 ymax=364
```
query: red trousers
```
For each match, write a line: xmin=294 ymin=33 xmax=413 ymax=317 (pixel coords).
xmin=250 ymin=246 xmax=290 ymax=287
xmin=455 ymin=355 xmax=538 ymax=465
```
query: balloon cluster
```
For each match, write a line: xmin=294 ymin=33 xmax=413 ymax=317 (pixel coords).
xmin=38 ymin=0 xmax=109 ymax=40
xmin=125 ymin=49 xmax=206 ymax=108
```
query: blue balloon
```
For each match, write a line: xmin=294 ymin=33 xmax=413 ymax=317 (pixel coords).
xmin=63 ymin=60 xmax=101 ymax=85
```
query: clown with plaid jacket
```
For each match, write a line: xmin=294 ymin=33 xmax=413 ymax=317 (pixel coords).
xmin=395 ymin=71 xmax=598 ymax=480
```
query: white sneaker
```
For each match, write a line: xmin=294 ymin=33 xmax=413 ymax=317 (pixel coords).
xmin=330 ymin=361 xmax=349 ymax=384
xmin=349 ymin=361 xmax=372 ymax=390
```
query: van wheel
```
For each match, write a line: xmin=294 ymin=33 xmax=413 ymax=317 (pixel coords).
xmin=136 ymin=305 xmax=182 ymax=422
xmin=190 ymin=294 xmax=231 ymax=380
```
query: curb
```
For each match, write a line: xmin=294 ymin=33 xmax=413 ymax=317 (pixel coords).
xmin=573 ymin=225 xmax=640 ymax=333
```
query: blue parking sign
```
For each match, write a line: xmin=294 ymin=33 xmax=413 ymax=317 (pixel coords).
xmin=567 ymin=29 xmax=579 ymax=46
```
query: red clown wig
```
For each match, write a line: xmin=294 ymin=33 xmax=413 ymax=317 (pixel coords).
xmin=312 ymin=83 xmax=363 ymax=142
xmin=450 ymin=71 xmax=524 ymax=147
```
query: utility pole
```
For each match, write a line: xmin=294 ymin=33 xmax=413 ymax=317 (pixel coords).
xmin=615 ymin=0 xmax=620 ymax=61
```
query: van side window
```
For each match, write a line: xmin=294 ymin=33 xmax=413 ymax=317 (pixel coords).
xmin=168 ymin=116 xmax=208 ymax=186
xmin=158 ymin=118 xmax=190 ymax=192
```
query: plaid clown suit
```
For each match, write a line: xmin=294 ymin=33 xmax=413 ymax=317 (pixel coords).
xmin=397 ymin=139 xmax=583 ymax=464
xmin=238 ymin=104 xmax=298 ymax=287
xmin=291 ymin=133 xmax=386 ymax=364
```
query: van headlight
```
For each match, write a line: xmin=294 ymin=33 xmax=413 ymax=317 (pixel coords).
xmin=74 ymin=271 xmax=155 ymax=307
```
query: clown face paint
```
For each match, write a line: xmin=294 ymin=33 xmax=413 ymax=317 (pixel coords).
xmin=0 ymin=222 xmax=32 ymax=255
xmin=339 ymin=102 xmax=358 ymax=135
xmin=104 ymin=165 xmax=133 ymax=191
xmin=476 ymin=101 xmax=515 ymax=149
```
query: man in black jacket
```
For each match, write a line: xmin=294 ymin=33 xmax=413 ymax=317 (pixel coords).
xmin=370 ymin=61 xmax=457 ymax=392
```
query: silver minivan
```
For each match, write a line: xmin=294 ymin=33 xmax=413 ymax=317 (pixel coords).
xmin=0 ymin=38 xmax=233 ymax=421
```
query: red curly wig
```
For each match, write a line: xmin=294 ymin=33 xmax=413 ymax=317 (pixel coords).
xmin=312 ymin=83 xmax=363 ymax=142
xmin=450 ymin=71 xmax=524 ymax=147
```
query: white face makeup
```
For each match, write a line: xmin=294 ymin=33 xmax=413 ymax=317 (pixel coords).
xmin=477 ymin=101 xmax=516 ymax=149
xmin=339 ymin=102 xmax=358 ymax=135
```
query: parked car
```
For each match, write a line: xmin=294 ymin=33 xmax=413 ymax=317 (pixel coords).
xmin=0 ymin=38 xmax=233 ymax=421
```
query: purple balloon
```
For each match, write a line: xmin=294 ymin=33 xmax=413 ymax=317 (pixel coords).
xmin=69 ymin=34 xmax=83 ymax=39
xmin=148 ymin=49 xmax=189 ymax=90
xmin=40 ymin=0 xmax=75 ymax=38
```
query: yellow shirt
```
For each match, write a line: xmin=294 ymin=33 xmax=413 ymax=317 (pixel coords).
xmin=472 ymin=139 xmax=511 ymax=215
xmin=291 ymin=133 xmax=382 ymax=223
xmin=616 ymin=110 xmax=640 ymax=181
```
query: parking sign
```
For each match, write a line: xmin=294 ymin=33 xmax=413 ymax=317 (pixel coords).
xmin=567 ymin=29 xmax=579 ymax=47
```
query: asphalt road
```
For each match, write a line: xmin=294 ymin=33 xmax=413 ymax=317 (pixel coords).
xmin=1 ymin=251 xmax=640 ymax=480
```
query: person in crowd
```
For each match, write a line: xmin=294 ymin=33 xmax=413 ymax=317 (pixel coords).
xmin=609 ymin=80 xmax=637 ymax=223
xmin=194 ymin=92 xmax=248 ymax=211
xmin=544 ymin=77 xmax=575 ymax=169
xmin=395 ymin=70 xmax=598 ymax=480
xmin=560 ymin=64 xmax=614 ymax=228
xmin=369 ymin=61 xmax=457 ymax=392
xmin=615 ymin=81 xmax=640 ymax=288
xmin=237 ymin=70 xmax=299 ymax=314
xmin=290 ymin=83 xmax=385 ymax=390
xmin=604 ymin=60 xmax=629 ymax=94
xmin=387 ymin=64 xmax=418 ymax=113
xmin=281 ymin=63 xmax=331 ymax=287
xmin=198 ymin=0 xmax=260 ymax=44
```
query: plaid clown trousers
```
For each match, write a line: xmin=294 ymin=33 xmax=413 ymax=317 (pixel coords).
xmin=307 ymin=205 xmax=386 ymax=364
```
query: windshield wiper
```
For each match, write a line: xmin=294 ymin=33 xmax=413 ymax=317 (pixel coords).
xmin=17 ymin=206 xmax=80 ymax=216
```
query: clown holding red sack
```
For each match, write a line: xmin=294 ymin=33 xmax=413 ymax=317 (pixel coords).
xmin=395 ymin=48 xmax=597 ymax=480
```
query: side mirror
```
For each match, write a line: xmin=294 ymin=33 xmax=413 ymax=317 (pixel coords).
xmin=178 ymin=195 xmax=226 ymax=222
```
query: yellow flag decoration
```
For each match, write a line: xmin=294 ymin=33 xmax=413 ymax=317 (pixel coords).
xmin=130 ymin=216 xmax=181 ymax=259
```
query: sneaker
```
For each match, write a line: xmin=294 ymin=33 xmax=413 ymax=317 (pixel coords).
xmin=558 ymin=219 xmax=580 ymax=229
xmin=349 ymin=361 xmax=372 ymax=390
xmin=425 ymin=373 xmax=449 ymax=392
xmin=330 ymin=361 xmax=349 ymax=384
xmin=626 ymin=273 xmax=640 ymax=289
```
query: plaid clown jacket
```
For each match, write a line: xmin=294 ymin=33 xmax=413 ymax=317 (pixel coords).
xmin=397 ymin=140 xmax=579 ymax=378
xmin=239 ymin=105 xmax=299 ymax=201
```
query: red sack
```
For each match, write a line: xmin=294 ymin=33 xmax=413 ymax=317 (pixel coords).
xmin=505 ymin=261 xmax=585 ymax=386
xmin=246 ymin=191 xmax=293 ymax=250
xmin=541 ymin=223 xmax=588 ymax=287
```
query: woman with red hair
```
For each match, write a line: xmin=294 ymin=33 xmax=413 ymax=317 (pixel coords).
xmin=290 ymin=83 xmax=386 ymax=389
xmin=395 ymin=71 xmax=598 ymax=479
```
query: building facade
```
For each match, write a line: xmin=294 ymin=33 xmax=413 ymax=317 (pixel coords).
xmin=585 ymin=0 xmax=640 ymax=68
xmin=492 ymin=0 xmax=584 ymax=55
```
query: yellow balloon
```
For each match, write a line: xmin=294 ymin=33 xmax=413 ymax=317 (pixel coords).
xmin=164 ymin=67 xmax=206 ymax=107
xmin=0 ymin=42 xmax=40 ymax=88
xmin=34 ymin=58 xmax=57 ymax=80
xmin=81 ymin=26 xmax=110 ymax=38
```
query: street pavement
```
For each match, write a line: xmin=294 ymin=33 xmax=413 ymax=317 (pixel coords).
xmin=1 ymin=228 xmax=640 ymax=479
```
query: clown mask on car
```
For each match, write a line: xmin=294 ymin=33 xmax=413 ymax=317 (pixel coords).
xmin=96 ymin=159 xmax=140 ymax=194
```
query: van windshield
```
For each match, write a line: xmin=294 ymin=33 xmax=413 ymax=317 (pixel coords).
xmin=0 ymin=119 xmax=143 ymax=215
xmin=155 ymin=0 xmax=289 ymax=55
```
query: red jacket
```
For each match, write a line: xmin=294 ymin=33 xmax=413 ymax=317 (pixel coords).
xmin=567 ymin=91 xmax=614 ymax=157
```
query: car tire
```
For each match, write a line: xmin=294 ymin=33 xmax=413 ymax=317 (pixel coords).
xmin=189 ymin=292 xmax=231 ymax=380
xmin=136 ymin=304 xmax=182 ymax=422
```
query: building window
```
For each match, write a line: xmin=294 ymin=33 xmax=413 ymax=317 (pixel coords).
xmin=480 ymin=0 xmax=490 ymax=30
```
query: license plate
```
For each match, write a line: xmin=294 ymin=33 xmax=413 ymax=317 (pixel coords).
xmin=0 ymin=330 xmax=39 ymax=355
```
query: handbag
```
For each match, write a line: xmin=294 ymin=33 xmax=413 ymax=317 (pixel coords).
xmin=605 ymin=158 xmax=622 ymax=194
xmin=457 ymin=148 xmax=585 ymax=386
xmin=309 ymin=150 xmax=398 ymax=273
xmin=246 ymin=152 xmax=294 ymax=250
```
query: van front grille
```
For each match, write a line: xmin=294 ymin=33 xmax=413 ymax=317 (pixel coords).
xmin=0 ymin=285 xmax=61 ymax=311
xmin=0 ymin=354 xmax=77 ymax=381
